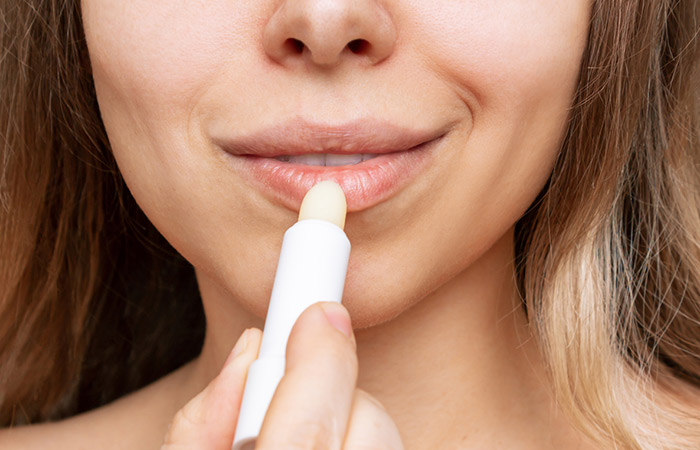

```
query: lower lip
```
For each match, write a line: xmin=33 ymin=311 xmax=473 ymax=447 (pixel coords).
xmin=222 ymin=137 xmax=442 ymax=212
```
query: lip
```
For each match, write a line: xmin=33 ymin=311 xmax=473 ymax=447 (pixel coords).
xmin=214 ymin=119 xmax=446 ymax=212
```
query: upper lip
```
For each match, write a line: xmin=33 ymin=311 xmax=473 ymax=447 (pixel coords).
xmin=214 ymin=118 xmax=444 ymax=157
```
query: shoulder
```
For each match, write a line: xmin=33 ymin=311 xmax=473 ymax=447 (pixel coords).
xmin=0 ymin=408 xmax=141 ymax=450
xmin=0 ymin=420 xmax=89 ymax=450
xmin=0 ymin=360 xmax=197 ymax=450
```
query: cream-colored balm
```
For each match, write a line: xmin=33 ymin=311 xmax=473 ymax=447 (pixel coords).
xmin=232 ymin=181 xmax=351 ymax=450
xmin=297 ymin=180 xmax=348 ymax=229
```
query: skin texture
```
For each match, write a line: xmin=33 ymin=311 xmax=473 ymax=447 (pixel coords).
xmin=0 ymin=0 xmax=601 ymax=448
xmin=79 ymin=0 xmax=590 ymax=331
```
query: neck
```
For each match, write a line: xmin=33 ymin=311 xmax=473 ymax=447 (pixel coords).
xmin=190 ymin=229 xmax=572 ymax=448
xmin=353 ymin=230 xmax=554 ymax=447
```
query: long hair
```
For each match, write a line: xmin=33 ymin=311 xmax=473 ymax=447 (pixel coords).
xmin=0 ymin=0 xmax=204 ymax=425
xmin=515 ymin=0 xmax=700 ymax=447
xmin=2 ymin=0 xmax=699 ymax=448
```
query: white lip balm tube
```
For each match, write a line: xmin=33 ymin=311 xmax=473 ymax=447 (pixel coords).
xmin=232 ymin=180 xmax=351 ymax=450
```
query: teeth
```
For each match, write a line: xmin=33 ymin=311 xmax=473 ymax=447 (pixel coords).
xmin=273 ymin=153 xmax=379 ymax=166
xmin=285 ymin=154 xmax=326 ymax=166
xmin=325 ymin=153 xmax=362 ymax=166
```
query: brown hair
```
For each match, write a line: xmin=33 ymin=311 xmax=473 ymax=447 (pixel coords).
xmin=1 ymin=0 xmax=699 ymax=447
xmin=0 ymin=0 xmax=204 ymax=425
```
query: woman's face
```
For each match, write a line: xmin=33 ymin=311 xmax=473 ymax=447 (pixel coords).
xmin=82 ymin=0 xmax=590 ymax=326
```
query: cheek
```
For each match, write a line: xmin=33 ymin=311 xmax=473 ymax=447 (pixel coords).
xmin=82 ymin=2 xmax=252 ymax=108
xmin=404 ymin=0 xmax=590 ymax=198
xmin=81 ymin=1 xmax=272 ymax=258
xmin=340 ymin=2 xmax=590 ymax=323
xmin=81 ymin=1 xmax=263 ymax=196
xmin=409 ymin=1 xmax=590 ymax=103
xmin=82 ymin=2 xmax=220 ymax=209
xmin=422 ymin=0 xmax=589 ymax=217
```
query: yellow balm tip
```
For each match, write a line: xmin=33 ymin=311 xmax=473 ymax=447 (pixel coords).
xmin=298 ymin=181 xmax=347 ymax=230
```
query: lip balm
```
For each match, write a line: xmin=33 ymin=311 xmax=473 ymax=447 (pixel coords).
xmin=232 ymin=181 xmax=351 ymax=450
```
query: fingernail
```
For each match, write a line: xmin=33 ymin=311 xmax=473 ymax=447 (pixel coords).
xmin=225 ymin=329 xmax=250 ymax=366
xmin=320 ymin=303 xmax=353 ymax=339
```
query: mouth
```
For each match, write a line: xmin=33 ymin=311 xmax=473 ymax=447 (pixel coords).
xmin=214 ymin=118 xmax=446 ymax=212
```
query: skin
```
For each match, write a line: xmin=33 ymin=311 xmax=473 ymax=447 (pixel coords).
xmin=0 ymin=0 xmax=601 ymax=448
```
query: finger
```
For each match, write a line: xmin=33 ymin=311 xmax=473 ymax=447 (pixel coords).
xmin=342 ymin=389 xmax=404 ymax=450
xmin=161 ymin=328 xmax=263 ymax=450
xmin=256 ymin=302 xmax=357 ymax=450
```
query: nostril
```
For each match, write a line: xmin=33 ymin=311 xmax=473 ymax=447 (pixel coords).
xmin=284 ymin=38 xmax=305 ymax=54
xmin=347 ymin=39 xmax=369 ymax=54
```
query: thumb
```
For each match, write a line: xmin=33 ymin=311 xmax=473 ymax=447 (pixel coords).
xmin=161 ymin=328 xmax=262 ymax=450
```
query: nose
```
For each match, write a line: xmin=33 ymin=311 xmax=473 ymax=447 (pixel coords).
xmin=263 ymin=0 xmax=396 ymax=68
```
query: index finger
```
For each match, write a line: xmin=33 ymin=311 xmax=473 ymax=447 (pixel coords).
xmin=162 ymin=328 xmax=262 ymax=450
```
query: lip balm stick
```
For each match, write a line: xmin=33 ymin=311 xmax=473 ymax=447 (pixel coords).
xmin=232 ymin=181 xmax=351 ymax=450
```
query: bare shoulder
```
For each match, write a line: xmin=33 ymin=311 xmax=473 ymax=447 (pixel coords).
xmin=0 ymin=420 xmax=88 ymax=450
xmin=0 ymin=361 xmax=197 ymax=450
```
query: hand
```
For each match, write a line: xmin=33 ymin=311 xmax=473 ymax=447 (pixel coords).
xmin=161 ymin=302 xmax=404 ymax=449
